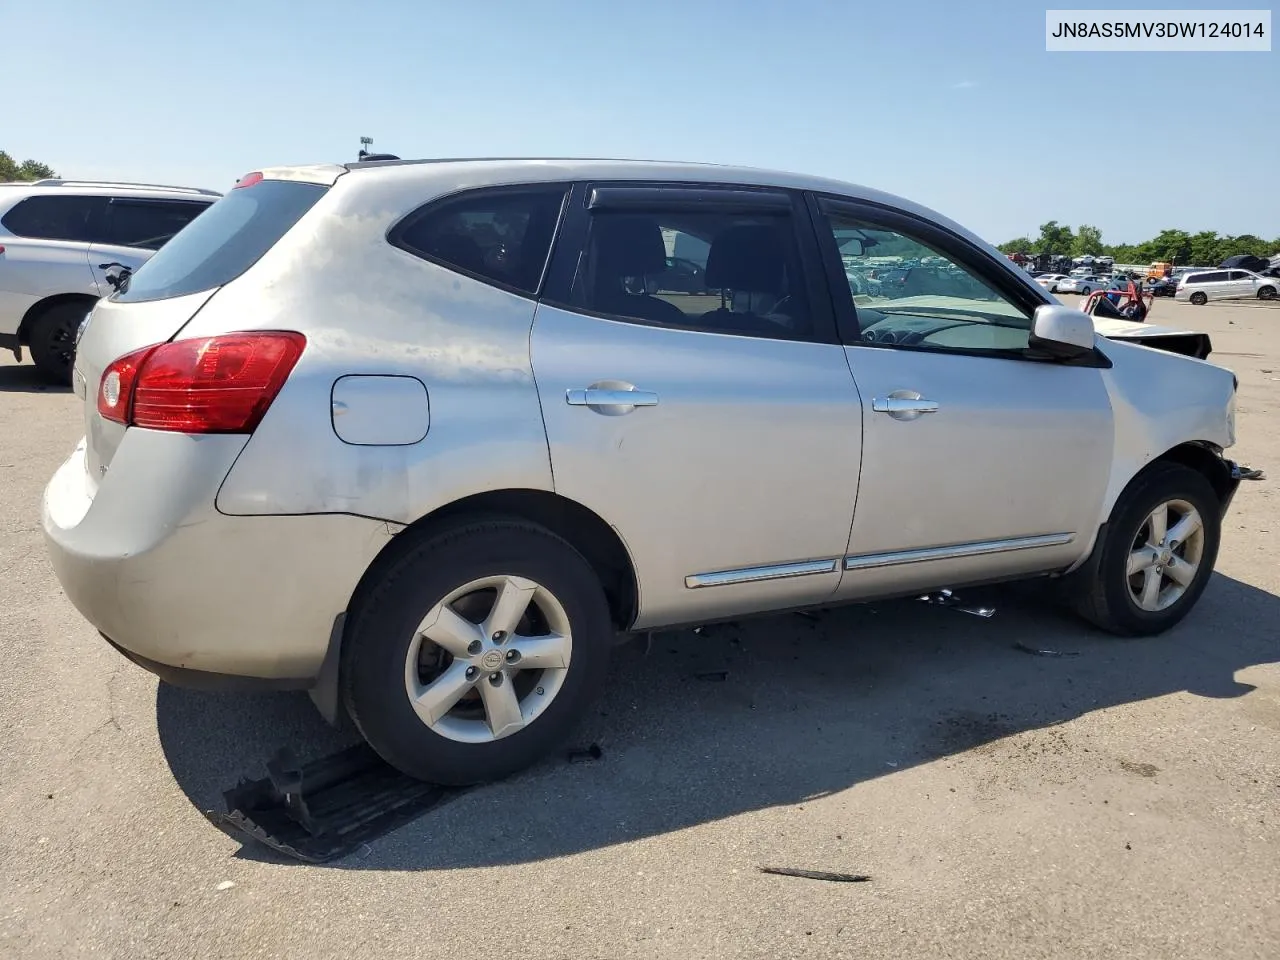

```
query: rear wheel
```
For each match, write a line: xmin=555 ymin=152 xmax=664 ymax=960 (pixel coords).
xmin=1190 ymin=291 xmax=1208 ymax=305
xmin=1258 ymin=286 xmax=1277 ymax=301
xmin=342 ymin=518 xmax=613 ymax=785
xmin=28 ymin=302 xmax=86 ymax=384
xmin=1067 ymin=463 xmax=1221 ymax=636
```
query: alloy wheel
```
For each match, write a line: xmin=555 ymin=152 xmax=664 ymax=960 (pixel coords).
xmin=1126 ymin=499 xmax=1205 ymax=612
xmin=404 ymin=575 xmax=572 ymax=743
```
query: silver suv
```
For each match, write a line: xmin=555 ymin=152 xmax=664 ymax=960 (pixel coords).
xmin=43 ymin=159 xmax=1251 ymax=786
xmin=1175 ymin=267 xmax=1279 ymax=305
xmin=0 ymin=179 xmax=219 ymax=382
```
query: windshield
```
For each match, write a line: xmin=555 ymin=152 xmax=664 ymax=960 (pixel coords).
xmin=114 ymin=179 xmax=327 ymax=303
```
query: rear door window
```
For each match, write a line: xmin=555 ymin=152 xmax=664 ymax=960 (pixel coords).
xmin=114 ymin=179 xmax=326 ymax=303
xmin=101 ymin=198 xmax=211 ymax=250
xmin=0 ymin=195 xmax=104 ymax=242
xmin=390 ymin=186 xmax=568 ymax=296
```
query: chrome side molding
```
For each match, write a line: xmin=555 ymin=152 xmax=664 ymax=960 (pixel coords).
xmin=843 ymin=533 xmax=1073 ymax=571
xmin=684 ymin=558 xmax=838 ymax=589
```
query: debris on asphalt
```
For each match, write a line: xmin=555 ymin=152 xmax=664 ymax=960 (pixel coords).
xmin=1014 ymin=642 xmax=1082 ymax=658
xmin=216 ymin=881 xmax=236 ymax=891
xmin=694 ymin=670 xmax=729 ymax=682
xmin=208 ymin=743 xmax=458 ymax=864
xmin=918 ymin=589 xmax=996 ymax=618
xmin=759 ymin=866 xmax=871 ymax=883
xmin=567 ymin=743 xmax=603 ymax=764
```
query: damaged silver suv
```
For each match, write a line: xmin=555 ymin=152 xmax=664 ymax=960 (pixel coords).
xmin=44 ymin=158 xmax=1255 ymax=785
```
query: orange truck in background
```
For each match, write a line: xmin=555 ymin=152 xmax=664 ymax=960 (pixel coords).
xmin=1147 ymin=261 xmax=1173 ymax=279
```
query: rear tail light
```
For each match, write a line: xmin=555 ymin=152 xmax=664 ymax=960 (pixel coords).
xmin=97 ymin=331 xmax=306 ymax=433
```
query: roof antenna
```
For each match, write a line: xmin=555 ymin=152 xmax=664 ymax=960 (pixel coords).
xmin=356 ymin=136 xmax=399 ymax=163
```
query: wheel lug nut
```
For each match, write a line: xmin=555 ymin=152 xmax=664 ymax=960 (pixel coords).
xmin=492 ymin=630 xmax=507 ymax=644
xmin=488 ymin=672 xmax=502 ymax=685
xmin=466 ymin=639 xmax=483 ymax=655
xmin=465 ymin=666 xmax=478 ymax=679
xmin=506 ymin=649 xmax=520 ymax=663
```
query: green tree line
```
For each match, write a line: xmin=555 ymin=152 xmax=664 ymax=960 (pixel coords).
xmin=0 ymin=151 xmax=58 ymax=181
xmin=998 ymin=220 xmax=1279 ymax=267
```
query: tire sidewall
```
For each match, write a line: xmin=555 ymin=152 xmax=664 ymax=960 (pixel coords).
xmin=1097 ymin=467 xmax=1221 ymax=634
xmin=29 ymin=303 xmax=83 ymax=383
xmin=343 ymin=521 xmax=612 ymax=784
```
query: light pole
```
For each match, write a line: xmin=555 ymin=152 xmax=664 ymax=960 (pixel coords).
xmin=358 ymin=136 xmax=373 ymax=161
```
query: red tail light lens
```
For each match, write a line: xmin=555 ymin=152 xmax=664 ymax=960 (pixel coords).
xmin=97 ymin=332 xmax=306 ymax=434
xmin=234 ymin=171 xmax=264 ymax=189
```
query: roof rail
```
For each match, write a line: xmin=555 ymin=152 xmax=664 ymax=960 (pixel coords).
xmin=30 ymin=178 xmax=222 ymax=197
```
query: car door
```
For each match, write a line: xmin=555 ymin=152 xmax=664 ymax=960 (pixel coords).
xmin=807 ymin=195 xmax=1115 ymax=600
xmin=86 ymin=197 xmax=212 ymax=291
xmin=531 ymin=183 xmax=863 ymax=628
xmin=1225 ymin=270 xmax=1253 ymax=300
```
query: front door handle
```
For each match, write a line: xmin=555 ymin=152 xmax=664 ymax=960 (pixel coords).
xmin=566 ymin=386 xmax=659 ymax=413
xmin=872 ymin=390 xmax=938 ymax=421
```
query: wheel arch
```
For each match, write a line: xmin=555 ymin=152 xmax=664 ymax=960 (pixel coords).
xmin=18 ymin=292 xmax=98 ymax=343
xmin=1145 ymin=441 xmax=1234 ymax=503
xmin=348 ymin=488 xmax=640 ymax=634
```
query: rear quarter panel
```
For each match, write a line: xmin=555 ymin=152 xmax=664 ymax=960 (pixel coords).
xmin=183 ymin=172 xmax=555 ymax=521
xmin=0 ymin=238 xmax=99 ymax=336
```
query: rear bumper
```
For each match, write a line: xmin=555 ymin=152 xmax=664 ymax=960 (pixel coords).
xmin=42 ymin=431 xmax=397 ymax=686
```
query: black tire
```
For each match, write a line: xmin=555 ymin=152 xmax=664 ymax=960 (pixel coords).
xmin=1258 ymin=286 xmax=1277 ymax=301
xmin=341 ymin=517 xmax=613 ymax=785
xmin=1080 ymin=286 xmax=1092 ymax=296
xmin=1190 ymin=291 xmax=1208 ymax=306
xmin=27 ymin=302 xmax=87 ymax=385
xmin=1067 ymin=463 xmax=1221 ymax=637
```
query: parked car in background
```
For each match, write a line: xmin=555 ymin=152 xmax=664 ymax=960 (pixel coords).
xmin=1034 ymin=273 xmax=1070 ymax=293
xmin=1057 ymin=274 xmax=1108 ymax=295
xmin=44 ymin=158 xmax=1251 ymax=786
xmin=1176 ymin=268 xmax=1279 ymax=305
xmin=1147 ymin=276 xmax=1179 ymax=297
xmin=0 ymin=179 xmax=219 ymax=381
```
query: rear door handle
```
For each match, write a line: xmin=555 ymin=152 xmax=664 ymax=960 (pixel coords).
xmin=872 ymin=391 xmax=938 ymax=421
xmin=566 ymin=387 xmax=659 ymax=411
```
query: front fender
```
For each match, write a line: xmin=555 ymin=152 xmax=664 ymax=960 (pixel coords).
xmin=1097 ymin=337 xmax=1236 ymax=519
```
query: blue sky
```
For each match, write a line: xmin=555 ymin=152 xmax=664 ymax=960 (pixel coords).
xmin=5 ymin=0 xmax=1276 ymax=244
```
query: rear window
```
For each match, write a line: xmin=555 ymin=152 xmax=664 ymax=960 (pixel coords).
xmin=1 ymin=195 xmax=103 ymax=241
xmin=114 ymin=179 xmax=326 ymax=303
xmin=390 ymin=186 xmax=568 ymax=296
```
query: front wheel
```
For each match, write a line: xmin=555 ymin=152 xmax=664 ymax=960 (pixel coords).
xmin=1067 ymin=463 xmax=1221 ymax=637
xmin=342 ymin=518 xmax=613 ymax=785
xmin=1190 ymin=291 xmax=1208 ymax=305
xmin=1258 ymin=286 xmax=1277 ymax=301
xmin=1079 ymin=286 xmax=1092 ymax=296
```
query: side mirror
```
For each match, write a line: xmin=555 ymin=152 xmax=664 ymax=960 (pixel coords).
xmin=1029 ymin=304 xmax=1096 ymax=359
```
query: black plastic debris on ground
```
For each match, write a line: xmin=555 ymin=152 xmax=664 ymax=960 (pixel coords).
xmin=206 ymin=743 xmax=459 ymax=863
xmin=694 ymin=670 xmax=729 ymax=682
xmin=759 ymin=866 xmax=871 ymax=883
xmin=1013 ymin=641 xmax=1081 ymax=659
xmin=567 ymin=743 xmax=603 ymax=764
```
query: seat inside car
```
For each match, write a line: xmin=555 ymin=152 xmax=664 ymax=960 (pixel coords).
xmin=587 ymin=216 xmax=687 ymax=325
xmin=698 ymin=224 xmax=807 ymax=335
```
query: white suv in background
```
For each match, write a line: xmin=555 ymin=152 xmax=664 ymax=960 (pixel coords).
xmin=0 ymin=179 xmax=219 ymax=382
xmin=1176 ymin=268 xmax=1279 ymax=305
